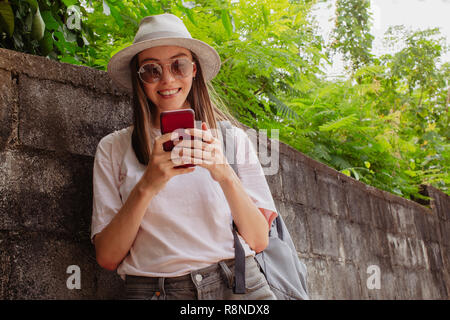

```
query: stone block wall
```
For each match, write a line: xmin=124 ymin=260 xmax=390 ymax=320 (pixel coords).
xmin=0 ymin=48 xmax=448 ymax=299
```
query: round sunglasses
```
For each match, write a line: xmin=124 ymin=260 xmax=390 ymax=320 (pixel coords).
xmin=137 ymin=58 xmax=195 ymax=84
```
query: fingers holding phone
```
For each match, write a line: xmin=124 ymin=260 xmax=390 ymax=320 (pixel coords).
xmin=141 ymin=131 xmax=195 ymax=192
xmin=171 ymin=134 xmax=213 ymax=165
xmin=176 ymin=122 xmax=232 ymax=184
xmin=155 ymin=131 xmax=197 ymax=172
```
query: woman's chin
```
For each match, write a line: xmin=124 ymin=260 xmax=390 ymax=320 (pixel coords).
xmin=158 ymin=101 xmax=187 ymax=110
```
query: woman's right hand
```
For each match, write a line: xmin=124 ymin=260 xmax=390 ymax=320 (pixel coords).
xmin=140 ymin=131 xmax=195 ymax=192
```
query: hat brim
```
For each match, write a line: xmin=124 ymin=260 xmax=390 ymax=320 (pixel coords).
xmin=107 ymin=37 xmax=221 ymax=92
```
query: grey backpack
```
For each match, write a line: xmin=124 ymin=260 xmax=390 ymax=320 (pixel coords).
xmin=218 ymin=120 xmax=309 ymax=300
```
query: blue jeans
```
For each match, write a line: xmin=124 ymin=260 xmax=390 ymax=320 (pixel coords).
xmin=124 ymin=256 xmax=277 ymax=300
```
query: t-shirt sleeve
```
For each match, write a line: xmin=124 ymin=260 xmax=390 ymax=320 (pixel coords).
xmin=233 ymin=127 xmax=278 ymax=227
xmin=90 ymin=135 xmax=123 ymax=244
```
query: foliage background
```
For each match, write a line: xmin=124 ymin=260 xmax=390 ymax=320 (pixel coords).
xmin=1 ymin=0 xmax=448 ymax=203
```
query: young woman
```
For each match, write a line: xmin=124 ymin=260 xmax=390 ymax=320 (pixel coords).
xmin=91 ymin=13 xmax=279 ymax=300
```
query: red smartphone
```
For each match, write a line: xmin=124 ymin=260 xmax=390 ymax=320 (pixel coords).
xmin=160 ymin=109 xmax=196 ymax=169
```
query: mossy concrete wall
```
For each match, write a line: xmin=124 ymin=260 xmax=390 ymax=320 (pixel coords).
xmin=1 ymin=48 xmax=449 ymax=299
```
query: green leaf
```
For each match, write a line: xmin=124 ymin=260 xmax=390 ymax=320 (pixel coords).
xmin=261 ymin=4 xmax=269 ymax=28
xmin=267 ymin=92 xmax=299 ymax=120
xmin=62 ymin=0 xmax=79 ymax=7
xmin=144 ymin=1 xmax=159 ymax=15
xmin=106 ymin=1 xmax=124 ymax=28
xmin=41 ymin=10 xmax=59 ymax=31
xmin=176 ymin=1 xmax=197 ymax=27
xmin=349 ymin=168 xmax=360 ymax=180
xmin=221 ymin=9 xmax=232 ymax=38
xmin=342 ymin=169 xmax=351 ymax=177
xmin=60 ymin=55 xmax=81 ymax=64
xmin=24 ymin=0 xmax=39 ymax=13
xmin=52 ymin=31 xmax=65 ymax=50
xmin=331 ymin=155 xmax=352 ymax=169
xmin=364 ymin=161 xmax=370 ymax=169
xmin=31 ymin=7 xmax=45 ymax=40
xmin=185 ymin=8 xmax=197 ymax=27
xmin=314 ymin=144 xmax=331 ymax=161
xmin=319 ymin=114 xmax=358 ymax=132
xmin=0 ymin=1 xmax=14 ymax=37
xmin=39 ymin=30 xmax=53 ymax=55
xmin=405 ymin=170 xmax=417 ymax=177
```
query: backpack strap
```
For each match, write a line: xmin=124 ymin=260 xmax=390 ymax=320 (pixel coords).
xmin=218 ymin=120 xmax=246 ymax=294
xmin=232 ymin=222 xmax=246 ymax=294
xmin=276 ymin=216 xmax=283 ymax=240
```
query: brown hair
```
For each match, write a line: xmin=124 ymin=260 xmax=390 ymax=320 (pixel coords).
xmin=129 ymin=51 xmax=242 ymax=165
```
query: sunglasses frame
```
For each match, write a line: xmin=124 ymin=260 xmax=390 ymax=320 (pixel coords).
xmin=137 ymin=58 xmax=195 ymax=84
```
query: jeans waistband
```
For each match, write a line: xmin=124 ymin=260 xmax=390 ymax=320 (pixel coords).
xmin=125 ymin=256 xmax=254 ymax=290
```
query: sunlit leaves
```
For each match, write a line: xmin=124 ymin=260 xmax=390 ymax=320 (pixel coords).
xmin=331 ymin=0 xmax=374 ymax=72
xmin=319 ymin=114 xmax=358 ymax=132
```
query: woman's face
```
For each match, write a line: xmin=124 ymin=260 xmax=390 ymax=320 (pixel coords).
xmin=137 ymin=46 xmax=197 ymax=114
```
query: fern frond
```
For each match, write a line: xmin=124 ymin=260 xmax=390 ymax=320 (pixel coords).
xmin=319 ymin=114 xmax=358 ymax=132
xmin=330 ymin=155 xmax=352 ymax=170
xmin=267 ymin=92 xmax=300 ymax=120
xmin=313 ymin=143 xmax=332 ymax=161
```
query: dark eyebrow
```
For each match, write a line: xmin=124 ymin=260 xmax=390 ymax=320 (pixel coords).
xmin=140 ymin=53 xmax=189 ymax=64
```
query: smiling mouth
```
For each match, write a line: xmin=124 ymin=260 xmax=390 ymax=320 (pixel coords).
xmin=158 ymin=88 xmax=182 ymax=96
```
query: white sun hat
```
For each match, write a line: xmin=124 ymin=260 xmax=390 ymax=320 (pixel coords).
xmin=107 ymin=13 xmax=221 ymax=92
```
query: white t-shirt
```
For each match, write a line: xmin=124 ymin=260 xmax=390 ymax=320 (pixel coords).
xmin=90 ymin=124 xmax=278 ymax=279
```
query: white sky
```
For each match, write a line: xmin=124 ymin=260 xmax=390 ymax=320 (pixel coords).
xmin=311 ymin=0 xmax=450 ymax=77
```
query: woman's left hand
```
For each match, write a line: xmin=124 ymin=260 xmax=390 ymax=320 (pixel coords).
xmin=172 ymin=122 xmax=232 ymax=183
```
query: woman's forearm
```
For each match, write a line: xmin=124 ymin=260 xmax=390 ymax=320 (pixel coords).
xmin=94 ymin=180 xmax=157 ymax=270
xmin=219 ymin=167 xmax=269 ymax=253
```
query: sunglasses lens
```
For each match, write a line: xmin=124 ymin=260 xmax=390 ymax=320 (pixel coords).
xmin=140 ymin=63 xmax=162 ymax=83
xmin=171 ymin=59 xmax=192 ymax=77
xmin=139 ymin=58 xmax=193 ymax=83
